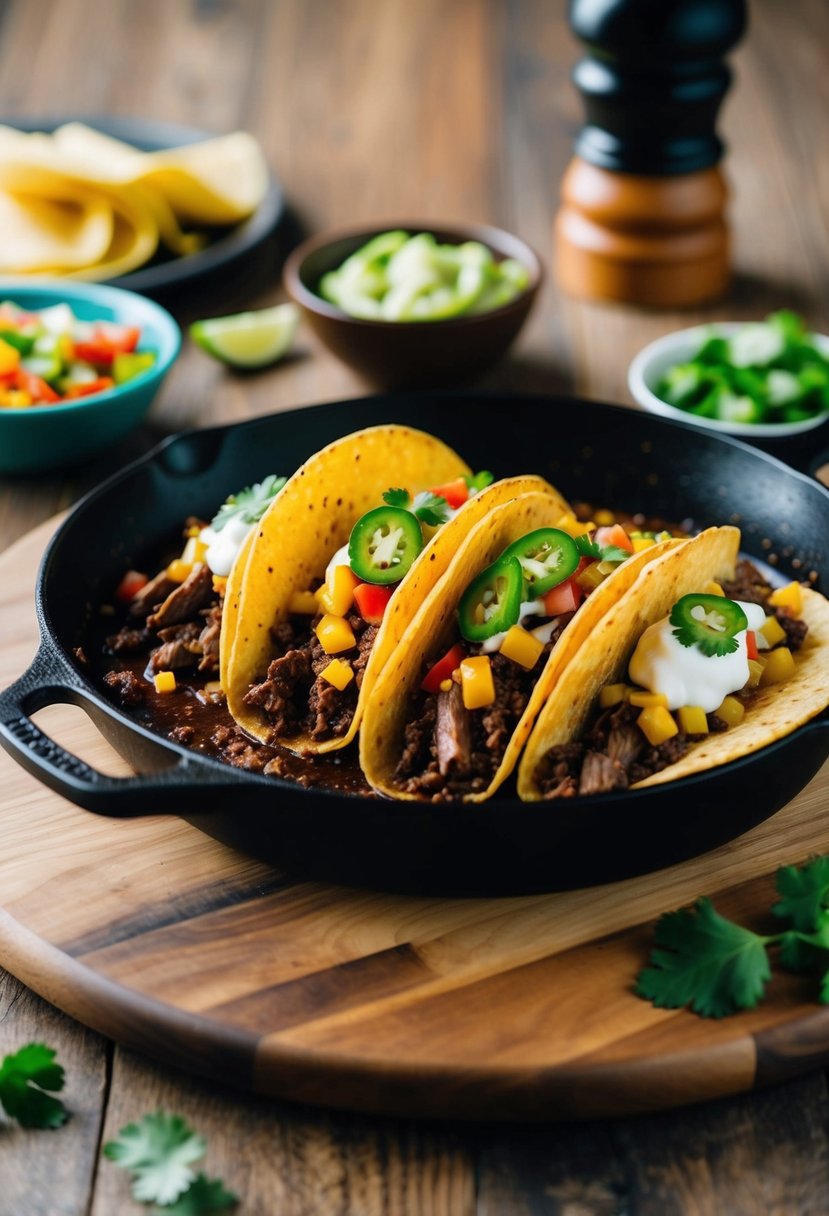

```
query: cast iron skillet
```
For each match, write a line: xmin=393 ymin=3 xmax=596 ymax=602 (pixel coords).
xmin=1 ymin=394 xmax=828 ymax=896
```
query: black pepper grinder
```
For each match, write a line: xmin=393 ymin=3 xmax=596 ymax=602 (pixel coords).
xmin=555 ymin=0 xmax=748 ymax=306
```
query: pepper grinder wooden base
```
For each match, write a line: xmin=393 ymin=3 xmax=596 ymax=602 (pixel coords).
xmin=555 ymin=157 xmax=730 ymax=307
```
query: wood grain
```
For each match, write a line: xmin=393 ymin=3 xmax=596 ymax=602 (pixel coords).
xmin=2 ymin=516 xmax=829 ymax=1123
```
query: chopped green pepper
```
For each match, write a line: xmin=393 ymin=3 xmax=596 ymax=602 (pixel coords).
xmin=500 ymin=528 xmax=579 ymax=598
xmin=348 ymin=505 xmax=423 ymax=585
xmin=670 ymin=594 xmax=748 ymax=657
xmin=458 ymin=555 xmax=523 ymax=642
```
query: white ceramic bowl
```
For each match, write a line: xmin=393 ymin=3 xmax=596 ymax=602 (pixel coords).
xmin=628 ymin=322 xmax=829 ymax=438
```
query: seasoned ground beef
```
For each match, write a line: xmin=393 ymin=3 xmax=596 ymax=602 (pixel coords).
xmin=104 ymin=669 xmax=146 ymax=707
xmin=722 ymin=558 xmax=808 ymax=651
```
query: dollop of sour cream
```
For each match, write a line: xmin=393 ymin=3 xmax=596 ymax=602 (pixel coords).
xmin=199 ymin=518 xmax=255 ymax=578
xmin=629 ymin=599 xmax=768 ymax=713
xmin=325 ymin=543 xmax=352 ymax=582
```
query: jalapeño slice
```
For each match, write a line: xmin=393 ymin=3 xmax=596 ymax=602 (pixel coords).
xmin=500 ymin=528 xmax=580 ymax=598
xmin=670 ymin=594 xmax=748 ymax=657
xmin=458 ymin=555 xmax=523 ymax=642
xmin=348 ymin=505 xmax=423 ymax=585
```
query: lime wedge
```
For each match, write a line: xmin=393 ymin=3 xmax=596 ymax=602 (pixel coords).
xmin=190 ymin=303 xmax=299 ymax=369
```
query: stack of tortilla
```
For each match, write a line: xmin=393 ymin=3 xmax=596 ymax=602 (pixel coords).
xmin=0 ymin=122 xmax=269 ymax=280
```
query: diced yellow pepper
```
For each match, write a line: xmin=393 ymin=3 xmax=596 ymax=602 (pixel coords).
xmin=637 ymin=705 xmax=679 ymax=746
xmin=677 ymin=705 xmax=709 ymax=735
xmin=0 ymin=389 xmax=32 ymax=407
xmin=599 ymin=683 xmax=631 ymax=709
xmin=0 ymin=337 xmax=20 ymax=375
xmin=760 ymin=615 xmax=787 ymax=648
xmin=555 ymin=512 xmax=595 ymax=538
xmin=289 ymin=590 xmax=319 ymax=615
xmin=499 ymin=625 xmax=545 ymax=670
xmin=704 ymin=581 xmax=725 ymax=596
xmin=315 ymin=613 xmax=356 ymax=655
xmin=154 ymin=671 xmax=177 ymax=694
xmin=166 ymin=558 xmax=193 ymax=583
xmin=632 ymin=536 xmax=656 ymax=552
xmin=317 ymin=564 xmax=360 ymax=616
xmin=319 ymin=658 xmax=354 ymax=690
xmin=577 ymin=562 xmax=607 ymax=592
xmin=212 ymin=575 xmax=228 ymax=596
xmin=186 ymin=524 xmax=202 ymax=538
xmin=714 ymin=695 xmax=745 ymax=728
xmin=745 ymin=658 xmax=765 ymax=689
xmin=629 ymin=690 xmax=669 ymax=710
xmin=769 ymin=581 xmax=803 ymax=617
xmin=759 ymin=646 xmax=796 ymax=687
xmin=439 ymin=678 xmax=453 ymax=693
xmin=460 ymin=655 xmax=496 ymax=710
xmin=181 ymin=536 xmax=208 ymax=566
xmin=594 ymin=508 xmax=615 ymax=526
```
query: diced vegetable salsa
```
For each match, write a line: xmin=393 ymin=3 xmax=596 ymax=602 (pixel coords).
xmin=655 ymin=311 xmax=829 ymax=426
xmin=318 ymin=230 xmax=531 ymax=321
xmin=0 ymin=300 xmax=156 ymax=409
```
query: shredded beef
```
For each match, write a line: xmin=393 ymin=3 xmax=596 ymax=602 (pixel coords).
xmin=722 ymin=558 xmax=774 ymax=607
xmin=778 ymin=613 xmax=808 ymax=651
xmin=533 ymin=742 xmax=584 ymax=799
xmin=579 ymin=750 xmax=628 ymax=796
xmin=211 ymin=723 xmax=271 ymax=772
xmin=148 ymin=564 xmax=213 ymax=629
xmin=151 ymin=621 xmax=203 ymax=671
xmin=435 ymin=682 xmax=472 ymax=776
xmin=129 ymin=569 xmax=177 ymax=619
xmin=106 ymin=626 xmax=150 ymax=655
xmin=197 ymin=603 xmax=222 ymax=674
xmin=104 ymin=669 xmax=146 ymax=707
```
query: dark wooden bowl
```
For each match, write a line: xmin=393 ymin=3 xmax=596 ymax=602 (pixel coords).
xmin=283 ymin=221 xmax=543 ymax=388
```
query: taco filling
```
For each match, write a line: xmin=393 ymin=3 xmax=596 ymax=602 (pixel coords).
xmin=532 ymin=559 xmax=809 ymax=798
xmin=393 ymin=515 xmax=679 ymax=799
xmin=242 ymin=475 xmax=495 ymax=744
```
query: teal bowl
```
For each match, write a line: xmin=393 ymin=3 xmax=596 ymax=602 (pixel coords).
xmin=0 ymin=280 xmax=180 ymax=474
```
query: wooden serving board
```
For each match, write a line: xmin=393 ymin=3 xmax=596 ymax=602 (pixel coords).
xmin=3 ymin=517 xmax=829 ymax=1122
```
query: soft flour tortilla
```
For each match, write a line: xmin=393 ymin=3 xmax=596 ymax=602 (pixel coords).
xmin=360 ymin=494 xmax=686 ymax=803
xmin=223 ymin=426 xmax=566 ymax=755
xmin=513 ymin=525 xmax=820 ymax=799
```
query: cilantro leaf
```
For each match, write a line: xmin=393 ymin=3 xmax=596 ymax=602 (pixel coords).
xmin=104 ymin=1111 xmax=206 ymax=1206
xmin=778 ymin=930 xmax=825 ymax=973
xmin=465 ymin=470 xmax=494 ymax=493
xmin=600 ymin=545 xmax=633 ymax=563
xmin=773 ymin=856 xmax=829 ymax=933
xmin=382 ymin=487 xmax=411 ymax=509
xmin=154 ymin=1173 xmax=238 ymax=1215
xmin=575 ymin=534 xmax=630 ymax=564
xmin=0 ymin=1043 xmax=68 ymax=1129
xmin=210 ymin=474 xmax=287 ymax=533
xmin=635 ymin=898 xmax=772 ymax=1018
xmin=412 ymin=490 xmax=450 ymax=526
xmin=671 ymin=622 xmax=741 ymax=657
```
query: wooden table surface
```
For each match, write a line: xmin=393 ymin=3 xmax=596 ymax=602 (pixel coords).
xmin=1 ymin=1 xmax=828 ymax=1212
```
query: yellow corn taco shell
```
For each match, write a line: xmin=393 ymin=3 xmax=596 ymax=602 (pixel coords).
xmin=517 ymin=525 xmax=758 ymax=799
xmin=360 ymin=494 xmax=686 ymax=803
xmin=222 ymin=424 xmax=567 ymax=754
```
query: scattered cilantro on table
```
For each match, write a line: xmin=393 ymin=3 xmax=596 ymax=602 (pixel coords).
xmin=103 ymin=1110 xmax=237 ymax=1213
xmin=0 ymin=1042 xmax=69 ymax=1128
xmin=636 ymin=855 xmax=829 ymax=1017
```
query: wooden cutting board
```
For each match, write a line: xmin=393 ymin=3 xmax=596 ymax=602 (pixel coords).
xmin=2 ymin=516 xmax=829 ymax=1122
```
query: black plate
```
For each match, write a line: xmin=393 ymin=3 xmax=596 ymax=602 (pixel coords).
xmin=1 ymin=393 xmax=828 ymax=896
xmin=3 ymin=115 xmax=285 ymax=297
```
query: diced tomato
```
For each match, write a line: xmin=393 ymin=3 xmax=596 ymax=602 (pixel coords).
xmin=594 ymin=524 xmax=634 ymax=553
xmin=64 ymin=376 xmax=115 ymax=399
xmin=115 ymin=570 xmax=149 ymax=604
xmin=74 ymin=324 xmax=140 ymax=365
xmin=15 ymin=369 xmax=59 ymax=403
xmin=429 ymin=477 xmax=469 ymax=510
xmin=746 ymin=630 xmax=759 ymax=661
xmin=353 ymin=581 xmax=394 ymax=624
xmin=421 ymin=642 xmax=465 ymax=693
xmin=543 ymin=576 xmax=584 ymax=616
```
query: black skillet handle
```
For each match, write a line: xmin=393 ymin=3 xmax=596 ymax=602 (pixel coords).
xmin=0 ymin=638 xmax=244 ymax=816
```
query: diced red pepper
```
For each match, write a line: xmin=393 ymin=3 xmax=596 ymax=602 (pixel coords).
xmin=64 ymin=376 xmax=115 ymax=399
xmin=746 ymin=630 xmax=759 ymax=661
xmin=15 ymin=368 xmax=59 ymax=403
xmin=543 ymin=576 xmax=584 ymax=616
xmin=429 ymin=477 xmax=469 ymax=510
xmin=421 ymin=642 xmax=465 ymax=693
xmin=353 ymin=581 xmax=394 ymax=624
xmin=74 ymin=324 xmax=140 ymax=365
xmin=115 ymin=569 xmax=149 ymax=604
xmin=594 ymin=524 xmax=634 ymax=553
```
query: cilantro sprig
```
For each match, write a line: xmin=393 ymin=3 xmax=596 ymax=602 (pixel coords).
xmin=382 ymin=487 xmax=451 ymax=527
xmin=0 ymin=1042 xmax=68 ymax=1128
xmin=636 ymin=856 xmax=829 ymax=1018
xmin=104 ymin=1111 xmax=237 ymax=1213
xmin=574 ymin=534 xmax=631 ymax=564
xmin=210 ymin=474 xmax=287 ymax=533
xmin=465 ymin=470 xmax=494 ymax=493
